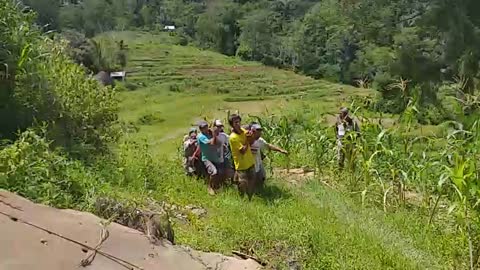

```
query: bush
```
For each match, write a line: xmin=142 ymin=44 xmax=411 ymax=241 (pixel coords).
xmin=216 ymin=87 xmax=231 ymax=94
xmin=114 ymin=82 xmax=128 ymax=92
xmin=137 ymin=111 xmax=165 ymax=125
xmin=0 ymin=130 xmax=95 ymax=208
xmin=0 ymin=1 xmax=119 ymax=153
xmin=176 ymin=30 xmax=190 ymax=46
xmin=169 ymin=83 xmax=182 ymax=92
xmin=125 ymin=82 xmax=139 ymax=91
xmin=236 ymin=43 xmax=253 ymax=61
xmin=416 ymin=104 xmax=447 ymax=125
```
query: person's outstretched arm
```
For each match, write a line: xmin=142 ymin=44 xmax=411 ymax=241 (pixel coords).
xmin=262 ymin=137 xmax=287 ymax=154
xmin=267 ymin=143 xmax=288 ymax=154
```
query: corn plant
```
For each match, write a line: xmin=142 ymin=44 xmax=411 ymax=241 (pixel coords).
xmin=443 ymin=152 xmax=478 ymax=270
xmin=307 ymin=130 xmax=331 ymax=175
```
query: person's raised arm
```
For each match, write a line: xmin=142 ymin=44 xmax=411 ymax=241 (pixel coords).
xmin=198 ymin=134 xmax=209 ymax=145
xmin=200 ymin=129 xmax=218 ymax=145
xmin=210 ymin=128 xmax=219 ymax=145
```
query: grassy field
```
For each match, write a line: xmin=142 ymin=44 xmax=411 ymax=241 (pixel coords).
xmin=100 ymin=31 xmax=371 ymax=154
xmin=101 ymin=31 xmax=465 ymax=269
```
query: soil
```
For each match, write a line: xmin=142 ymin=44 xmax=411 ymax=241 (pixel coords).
xmin=273 ymin=168 xmax=315 ymax=186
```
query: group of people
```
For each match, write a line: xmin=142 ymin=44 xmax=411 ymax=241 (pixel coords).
xmin=182 ymin=108 xmax=360 ymax=199
xmin=183 ymin=114 xmax=287 ymax=200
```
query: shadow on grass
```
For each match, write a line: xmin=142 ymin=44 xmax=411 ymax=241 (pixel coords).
xmin=256 ymin=184 xmax=292 ymax=204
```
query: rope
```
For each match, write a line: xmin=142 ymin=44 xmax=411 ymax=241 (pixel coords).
xmin=80 ymin=224 xmax=110 ymax=267
xmin=0 ymin=210 xmax=144 ymax=270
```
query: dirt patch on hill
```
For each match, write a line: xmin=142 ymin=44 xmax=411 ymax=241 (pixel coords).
xmin=273 ymin=168 xmax=315 ymax=186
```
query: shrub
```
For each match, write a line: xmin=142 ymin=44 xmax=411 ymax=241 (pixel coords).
xmin=0 ymin=1 xmax=119 ymax=153
xmin=137 ymin=111 xmax=165 ymax=125
xmin=417 ymin=104 xmax=447 ymax=125
xmin=0 ymin=129 xmax=95 ymax=208
xmin=169 ymin=83 xmax=182 ymax=92
xmin=125 ymin=82 xmax=139 ymax=91
xmin=176 ymin=30 xmax=190 ymax=46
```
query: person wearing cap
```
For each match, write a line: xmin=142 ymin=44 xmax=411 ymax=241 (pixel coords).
xmin=228 ymin=114 xmax=256 ymax=200
xmin=250 ymin=123 xmax=288 ymax=189
xmin=213 ymin=119 xmax=234 ymax=183
xmin=183 ymin=128 xmax=198 ymax=176
xmin=197 ymin=121 xmax=222 ymax=195
xmin=335 ymin=107 xmax=360 ymax=168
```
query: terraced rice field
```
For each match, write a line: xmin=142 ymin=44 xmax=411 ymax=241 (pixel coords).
xmin=100 ymin=31 xmax=371 ymax=154
xmin=108 ymin=31 xmax=370 ymax=99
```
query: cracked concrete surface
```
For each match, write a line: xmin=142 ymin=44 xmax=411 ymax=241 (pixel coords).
xmin=0 ymin=190 xmax=261 ymax=270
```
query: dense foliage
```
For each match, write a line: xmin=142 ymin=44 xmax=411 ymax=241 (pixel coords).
xmin=21 ymin=0 xmax=480 ymax=123
xmin=1 ymin=0 xmax=118 ymax=152
xmin=62 ymin=30 xmax=129 ymax=74
xmin=2 ymin=2 xmax=480 ymax=268
xmin=251 ymin=102 xmax=480 ymax=268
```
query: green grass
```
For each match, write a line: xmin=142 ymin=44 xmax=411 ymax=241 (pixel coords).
xmin=142 ymin=163 xmax=464 ymax=270
xmin=103 ymin=31 xmax=465 ymax=269
xmin=102 ymin=31 xmax=371 ymax=155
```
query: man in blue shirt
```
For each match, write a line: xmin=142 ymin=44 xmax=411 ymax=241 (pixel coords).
xmin=197 ymin=121 xmax=222 ymax=195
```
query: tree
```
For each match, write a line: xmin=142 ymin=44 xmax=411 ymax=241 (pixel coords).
xmin=293 ymin=0 xmax=352 ymax=81
xmin=1 ymin=0 xmax=118 ymax=151
xmin=59 ymin=4 xmax=84 ymax=31
xmin=195 ymin=1 xmax=240 ymax=55
xmin=237 ymin=10 xmax=275 ymax=61
xmin=21 ymin=0 xmax=61 ymax=30
xmin=82 ymin=0 xmax=116 ymax=37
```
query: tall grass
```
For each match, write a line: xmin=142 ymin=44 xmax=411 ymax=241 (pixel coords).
xmin=251 ymin=102 xmax=480 ymax=268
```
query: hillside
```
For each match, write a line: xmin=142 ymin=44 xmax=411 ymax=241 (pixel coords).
xmin=99 ymin=31 xmax=464 ymax=269
xmin=104 ymin=31 xmax=370 ymax=154
xmin=2 ymin=1 xmax=477 ymax=269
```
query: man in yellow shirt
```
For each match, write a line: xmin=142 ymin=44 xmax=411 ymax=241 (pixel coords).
xmin=228 ymin=114 xmax=256 ymax=200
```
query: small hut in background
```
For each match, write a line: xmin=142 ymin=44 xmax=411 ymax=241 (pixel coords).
xmin=164 ymin=25 xmax=176 ymax=31
xmin=94 ymin=71 xmax=127 ymax=86
xmin=110 ymin=71 xmax=127 ymax=82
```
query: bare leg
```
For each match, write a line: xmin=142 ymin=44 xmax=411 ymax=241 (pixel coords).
xmin=246 ymin=169 xmax=255 ymax=201
xmin=208 ymin=175 xmax=216 ymax=195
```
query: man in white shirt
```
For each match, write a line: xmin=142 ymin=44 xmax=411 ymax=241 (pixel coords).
xmin=213 ymin=119 xmax=234 ymax=183
xmin=249 ymin=123 xmax=288 ymax=189
xmin=335 ymin=107 xmax=360 ymax=168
